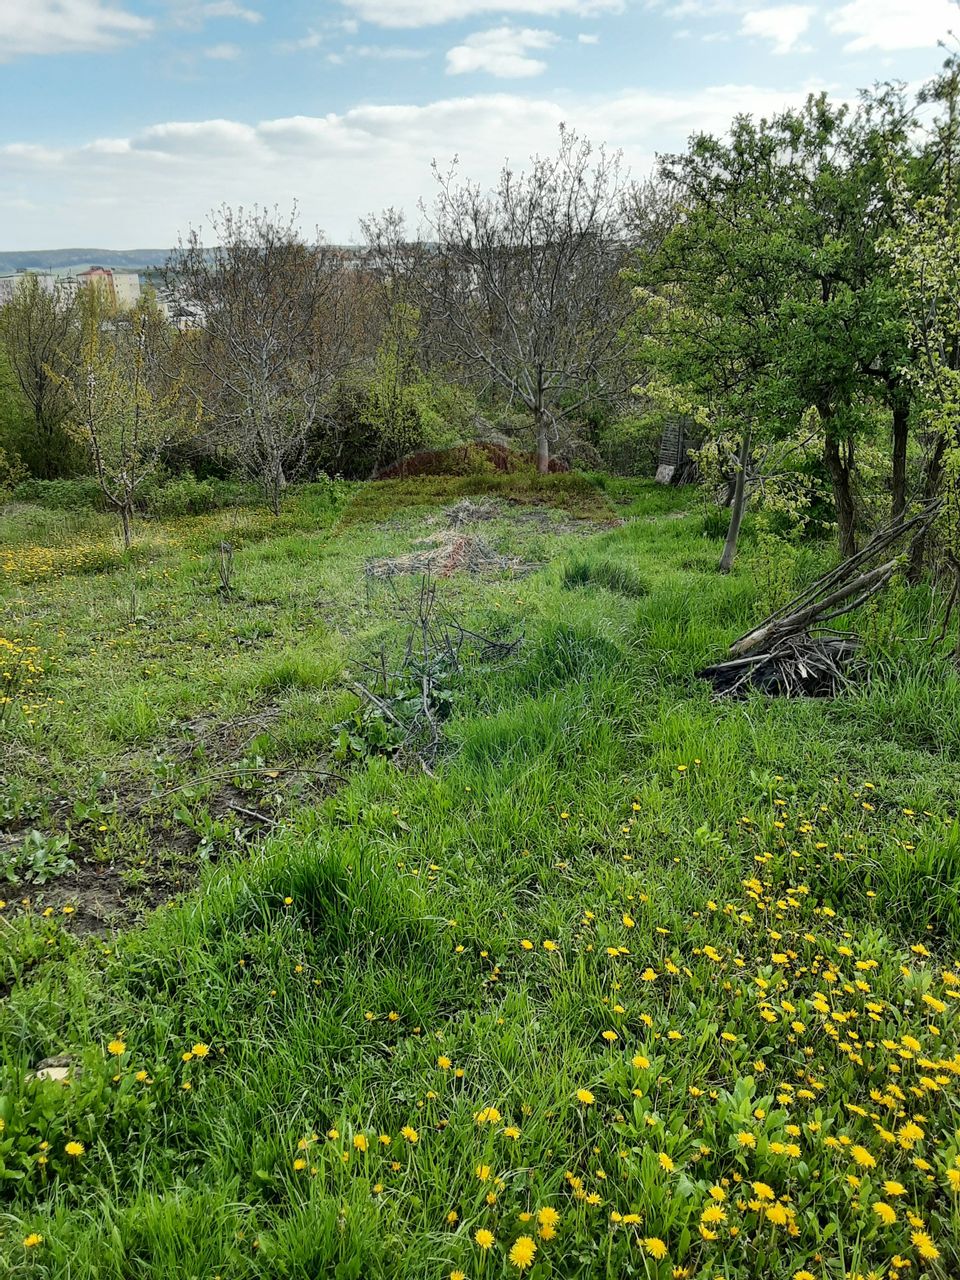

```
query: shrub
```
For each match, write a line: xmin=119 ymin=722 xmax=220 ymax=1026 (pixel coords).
xmin=12 ymin=477 xmax=106 ymax=510
xmin=145 ymin=475 xmax=246 ymax=518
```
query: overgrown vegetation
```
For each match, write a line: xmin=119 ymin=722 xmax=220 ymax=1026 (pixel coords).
xmin=5 ymin=42 xmax=960 ymax=1280
xmin=0 ymin=478 xmax=959 ymax=1280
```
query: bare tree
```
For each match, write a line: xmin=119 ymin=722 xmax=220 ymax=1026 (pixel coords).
xmin=166 ymin=206 xmax=350 ymax=513
xmin=417 ymin=127 xmax=635 ymax=473
xmin=0 ymin=275 xmax=80 ymax=478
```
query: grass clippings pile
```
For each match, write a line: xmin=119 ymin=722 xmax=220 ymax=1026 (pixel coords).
xmin=365 ymin=528 xmax=538 ymax=580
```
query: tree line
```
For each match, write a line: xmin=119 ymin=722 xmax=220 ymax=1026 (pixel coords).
xmin=3 ymin=55 xmax=960 ymax=577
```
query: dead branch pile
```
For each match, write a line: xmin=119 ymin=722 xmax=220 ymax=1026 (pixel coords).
xmin=366 ymin=529 xmax=538 ymax=580
xmin=699 ymin=501 xmax=942 ymax=698
xmin=342 ymin=576 xmax=522 ymax=768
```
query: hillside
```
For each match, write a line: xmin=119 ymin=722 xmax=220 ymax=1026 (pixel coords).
xmin=0 ymin=249 xmax=172 ymax=274
xmin=0 ymin=475 xmax=958 ymax=1278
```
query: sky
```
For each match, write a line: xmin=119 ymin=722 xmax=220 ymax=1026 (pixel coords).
xmin=0 ymin=0 xmax=958 ymax=250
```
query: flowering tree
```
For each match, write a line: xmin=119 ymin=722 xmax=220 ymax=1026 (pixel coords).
xmin=60 ymin=290 xmax=191 ymax=547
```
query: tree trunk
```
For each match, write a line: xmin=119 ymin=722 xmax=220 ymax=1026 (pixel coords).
xmin=891 ymin=395 xmax=909 ymax=521
xmin=535 ymin=408 xmax=549 ymax=475
xmin=120 ymin=504 xmax=132 ymax=550
xmin=824 ymin=431 xmax=857 ymax=560
xmin=907 ymin=432 xmax=947 ymax=584
xmin=719 ymin=427 xmax=751 ymax=574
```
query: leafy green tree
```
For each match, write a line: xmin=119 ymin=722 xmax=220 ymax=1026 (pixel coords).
xmin=0 ymin=275 xmax=82 ymax=478
xmin=639 ymin=92 xmax=912 ymax=566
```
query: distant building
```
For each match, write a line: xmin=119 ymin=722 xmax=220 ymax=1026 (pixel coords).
xmin=0 ymin=270 xmax=58 ymax=305
xmin=113 ymin=272 xmax=141 ymax=309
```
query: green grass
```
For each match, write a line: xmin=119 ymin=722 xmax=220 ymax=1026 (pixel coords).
xmin=1 ymin=478 xmax=959 ymax=1279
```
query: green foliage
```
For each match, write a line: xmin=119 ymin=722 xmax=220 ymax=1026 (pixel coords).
xmin=596 ymin=411 xmax=664 ymax=476
xmin=562 ymin=554 xmax=650 ymax=598
xmin=11 ymin=477 xmax=105 ymax=511
xmin=637 ymin=90 xmax=913 ymax=557
xmin=144 ymin=474 xmax=248 ymax=518
xmin=0 ymin=481 xmax=960 ymax=1277
xmin=361 ymin=304 xmax=467 ymax=470
xmin=1 ymin=830 xmax=76 ymax=885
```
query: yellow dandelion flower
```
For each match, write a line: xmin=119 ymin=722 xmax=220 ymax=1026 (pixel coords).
xmin=401 ymin=1126 xmax=419 ymax=1143
xmin=643 ymin=1237 xmax=668 ymax=1260
xmin=911 ymin=1230 xmax=939 ymax=1260
xmin=23 ymin=1234 xmax=43 ymax=1248
xmin=509 ymin=1236 xmax=536 ymax=1270
xmin=577 ymin=1089 xmax=595 ymax=1105
xmin=474 ymin=1228 xmax=495 ymax=1250
xmin=64 ymin=1141 xmax=84 ymax=1158
xmin=107 ymin=1039 xmax=126 ymax=1056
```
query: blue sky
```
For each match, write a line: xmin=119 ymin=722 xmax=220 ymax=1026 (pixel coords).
xmin=0 ymin=0 xmax=956 ymax=249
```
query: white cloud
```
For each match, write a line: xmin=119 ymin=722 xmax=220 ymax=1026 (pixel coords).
xmin=827 ymin=0 xmax=956 ymax=51
xmin=0 ymin=0 xmax=152 ymax=59
xmin=203 ymin=42 xmax=243 ymax=59
xmin=198 ymin=1 xmax=262 ymax=20
xmin=578 ymin=31 xmax=600 ymax=41
xmin=446 ymin=25 xmax=558 ymax=76
xmin=0 ymin=81 xmax=836 ymax=248
xmin=741 ymin=4 xmax=813 ymax=54
xmin=342 ymin=0 xmax=621 ymax=27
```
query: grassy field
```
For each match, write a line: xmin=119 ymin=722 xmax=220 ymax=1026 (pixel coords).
xmin=1 ymin=474 xmax=960 ymax=1280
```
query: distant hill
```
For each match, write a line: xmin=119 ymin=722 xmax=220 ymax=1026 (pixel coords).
xmin=0 ymin=249 xmax=172 ymax=274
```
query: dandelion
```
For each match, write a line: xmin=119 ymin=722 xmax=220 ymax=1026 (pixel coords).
xmin=437 ymin=1056 xmax=452 ymax=1069
xmin=601 ymin=1030 xmax=619 ymax=1043
xmin=293 ymin=1157 xmax=307 ymax=1171
xmin=474 ymin=1228 xmax=495 ymax=1250
xmin=643 ymin=1237 xmax=668 ymax=1260
xmin=23 ymin=1234 xmax=43 ymax=1248
xmin=107 ymin=1039 xmax=126 ymax=1056
xmin=659 ymin=1153 xmax=675 ymax=1173
xmin=475 ymin=1106 xmax=502 ymax=1125
xmin=793 ymin=1272 xmax=816 ymax=1280
xmin=400 ymin=1126 xmax=419 ymax=1143
xmin=873 ymin=1201 xmax=896 ymax=1225
xmin=851 ymin=1145 xmax=876 ymax=1168
xmin=503 ymin=1126 xmax=520 ymax=1140
xmin=191 ymin=1043 xmax=210 ymax=1058
xmin=353 ymin=1134 xmax=368 ymax=1152
xmin=476 ymin=1164 xmax=491 ymax=1181
xmin=577 ymin=1088 xmax=595 ymax=1105
xmin=64 ymin=1141 xmax=84 ymax=1158
xmin=751 ymin=1182 xmax=774 ymax=1201
xmin=911 ymin=1230 xmax=939 ymax=1260
xmin=736 ymin=1131 xmax=757 ymax=1149
xmin=509 ymin=1236 xmax=536 ymax=1270
xmin=537 ymin=1207 xmax=560 ymax=1230
xmin=450 ymin=1272 xmax=466 ymax=1280
xmin=883 ymin=1180 xmax=906 ymax=1197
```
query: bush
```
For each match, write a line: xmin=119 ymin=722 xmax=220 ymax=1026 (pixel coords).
xmin=145 ymin=475 xmax=246 ymax=518
xmin=12 ymin=477 xmax=105 ymax=510
xmin=373 ymin=442 xmax=568 ymax=480
xmin=597 ymin=413 xmax=663 ymax=477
